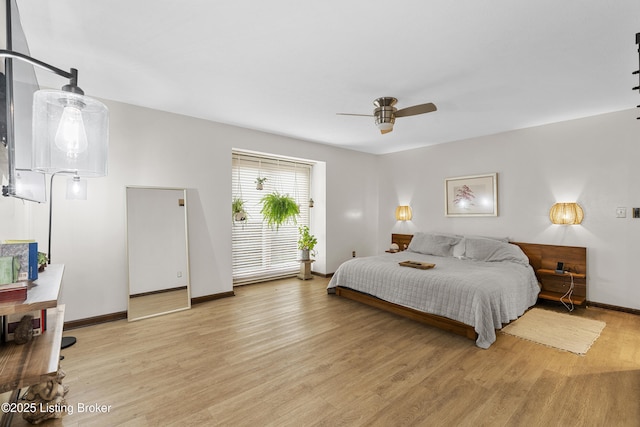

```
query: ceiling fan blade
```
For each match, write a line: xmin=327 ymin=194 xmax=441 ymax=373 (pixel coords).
xmin=336 ymin=113 xmax=374 ymax=117
xmin=394 ymin=102 xmax=437 ymax=117
xmin=380 ymin=128 xmax=393 ymax=135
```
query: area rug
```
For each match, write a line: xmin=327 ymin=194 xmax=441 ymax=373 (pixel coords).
xmin=501 ymin=308 xmax=606 ymax=355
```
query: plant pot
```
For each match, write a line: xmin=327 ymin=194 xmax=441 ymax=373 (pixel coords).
xmin=256 ymin=183 xmax=263 ymax=190
xmin=299 ymin=249 xmax=310 ymax=261
xmin=234 ymin=211 xmax=247 ymax=221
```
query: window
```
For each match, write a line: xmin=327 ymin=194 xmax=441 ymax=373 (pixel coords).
xmin=232 ymin=152 xmax=311 ymax=285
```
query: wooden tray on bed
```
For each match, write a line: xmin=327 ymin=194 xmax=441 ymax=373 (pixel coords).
xmin=399 ymin=260 xmax=435 ymax=270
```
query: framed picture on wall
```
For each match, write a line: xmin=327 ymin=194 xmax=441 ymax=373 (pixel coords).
xmin=445 ymin=173 xmax=498 ymax=217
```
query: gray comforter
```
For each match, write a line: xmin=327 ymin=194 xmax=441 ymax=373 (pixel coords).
xmin=327 ymin=252 xmax=540 ymax=348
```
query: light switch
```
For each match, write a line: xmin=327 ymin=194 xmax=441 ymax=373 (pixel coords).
xmin=616 ymin=207 xmax=627 ymax=218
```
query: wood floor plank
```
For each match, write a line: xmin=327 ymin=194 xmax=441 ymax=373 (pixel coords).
xmin=7 ymin=277 xmax=640 ymax=426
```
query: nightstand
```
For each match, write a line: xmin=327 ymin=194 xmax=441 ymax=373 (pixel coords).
xmin=536 ymin=269 xmax=586 ymax=305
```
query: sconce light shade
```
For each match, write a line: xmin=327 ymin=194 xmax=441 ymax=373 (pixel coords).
xmin=32 ymin=90 xmax=109 ymax=177
xmin=395 ymin=205 xmax=412 ymax=221
xmin=66 ymin=175 xmax=87 ymax=200
xmin=549 ymin=202 xmax=584 ymax=225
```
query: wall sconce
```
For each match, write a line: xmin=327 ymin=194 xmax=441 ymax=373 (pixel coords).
xmin=549 ymin=202 xmax=584 ymax=225
xmin=395 ymin=205 xmax=412 ymax=221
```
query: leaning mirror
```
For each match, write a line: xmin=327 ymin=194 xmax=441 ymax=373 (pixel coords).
xmin=126 ymin=186 xmax=191 ymax=321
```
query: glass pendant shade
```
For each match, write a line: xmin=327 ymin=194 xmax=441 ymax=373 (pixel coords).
xmin=32 ymin=90 xmax=109 ymax=177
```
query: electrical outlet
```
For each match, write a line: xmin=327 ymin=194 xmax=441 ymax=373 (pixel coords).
xmin=634 ymin=208 xmax=640 ymax=219
xmin=616 ymin=207 xmax=627 ymax=218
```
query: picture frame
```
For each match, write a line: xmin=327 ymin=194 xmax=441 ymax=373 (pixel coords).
xmin=445 ymin=173 xmax=498 ymax=217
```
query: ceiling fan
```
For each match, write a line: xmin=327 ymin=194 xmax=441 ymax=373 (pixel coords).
xmin=337 ymin=97 xmax=437 ymax=134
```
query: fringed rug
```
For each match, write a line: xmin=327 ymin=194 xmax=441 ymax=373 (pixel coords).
xmin=501 ymin=308 xmax=605 ymax=355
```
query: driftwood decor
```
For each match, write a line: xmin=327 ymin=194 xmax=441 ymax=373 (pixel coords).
xmin=21 ymin=368 xmax=69 ymax=424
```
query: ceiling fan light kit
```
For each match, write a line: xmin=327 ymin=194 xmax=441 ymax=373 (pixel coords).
xmin=338 ymin=96 xmax=437 ymax=135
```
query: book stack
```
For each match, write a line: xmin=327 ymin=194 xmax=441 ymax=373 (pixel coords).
xmin=0 ymin=282 xmax=28 ymax=303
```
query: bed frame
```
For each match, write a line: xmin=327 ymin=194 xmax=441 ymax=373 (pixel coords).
xmin=334 ymin=233 xmax=587 ymax=342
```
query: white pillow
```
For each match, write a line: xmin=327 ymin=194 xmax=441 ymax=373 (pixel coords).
xmin=408 ymin=232 xmax=462 ymax=257
xmin=453 ymin=235 xmax=509 ymax=259
xmin=464 ymin=237 xmax=530 ymax=265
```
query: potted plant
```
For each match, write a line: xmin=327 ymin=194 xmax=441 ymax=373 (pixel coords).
xmin=260 ymin=192 xmax=299 ymax=230
xmin=255 ymin=177 xmax=267 ymax=190
xmin=37 ymin=252 xmax=48 ymax=272
xmin=232 ymin=197 xmax=247 ymax=222
xmin=297 ymin=226 xmax=317 ymax=260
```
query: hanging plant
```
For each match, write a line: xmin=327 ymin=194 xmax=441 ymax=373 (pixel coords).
xmin=260 ymin=192 xmax=299 ymax=230
xmin=232 ymin=197 xmax=247 ymax=222
xmin=255 ymin=177 xmax=267 ymax=190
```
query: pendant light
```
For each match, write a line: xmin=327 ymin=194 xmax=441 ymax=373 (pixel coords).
xmin=32 ymin=84 xmax=109 ymax=177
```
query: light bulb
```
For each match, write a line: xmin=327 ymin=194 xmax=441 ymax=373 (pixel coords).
xmin=55 ymin=105 xmax=88 ymax=157
xmin=71 ymin=177 xmax=81 ymax=195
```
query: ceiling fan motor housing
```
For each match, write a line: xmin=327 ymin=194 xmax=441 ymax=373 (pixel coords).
xmin=374 ymin=97 xmax=397 ymax=130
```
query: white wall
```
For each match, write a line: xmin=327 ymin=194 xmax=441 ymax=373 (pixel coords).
xmin=4 ymin=99 xmax=635 ymax=321
xmin=378 ymin=108 xmax=640 ymax=310
xmin=0 ymin=99 xmax=379 ymax=321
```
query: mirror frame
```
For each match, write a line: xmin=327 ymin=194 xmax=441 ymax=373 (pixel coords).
xmin=126 ymin=186 xmax=191 ymax=321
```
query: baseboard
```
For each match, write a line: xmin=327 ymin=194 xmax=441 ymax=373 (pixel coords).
xmin=64 ymin=311 xmax=127 ymax=331
xmin=587 ymin=300 xmax=640 ymax=316
xmin=62 ymin=291 xmax=236 ymax=330
xmin=312 ymin=271 xmax=334 ymax=278
xmin=191 ymin=291 xmax=235 ymax=305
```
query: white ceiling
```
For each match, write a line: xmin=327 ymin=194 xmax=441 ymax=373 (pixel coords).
xmin=15 ymin=1 xmax=640 ymax=155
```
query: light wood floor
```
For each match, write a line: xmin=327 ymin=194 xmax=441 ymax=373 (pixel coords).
xmin=128 ymin=288 xmax=190 ymax=321
xmin=10 ymin=277 xmax=640 ymax=426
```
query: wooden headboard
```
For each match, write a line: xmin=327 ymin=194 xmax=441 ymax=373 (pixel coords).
xmin=391 ymin=233 xmax=413 ymax=251
xmin=511 ymin=242 xmax=586 ymax=275
xmin=391 ymin=233 xmax=586 ymax=275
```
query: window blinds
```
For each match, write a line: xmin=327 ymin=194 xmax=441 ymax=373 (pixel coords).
xmin=232 ymin=153 xmax=311 ymax=285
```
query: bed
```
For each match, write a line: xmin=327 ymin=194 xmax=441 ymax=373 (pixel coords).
xmin=327 ymin=232 xmax=542 ymax=348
